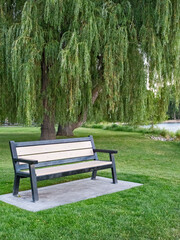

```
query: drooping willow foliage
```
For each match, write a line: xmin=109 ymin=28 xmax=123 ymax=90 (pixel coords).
xmin=0 ymin=0 xmax=179 ymax=126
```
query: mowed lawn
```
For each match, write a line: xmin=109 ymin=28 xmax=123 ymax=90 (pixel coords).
xmin=0 ymin=127 xmax=179 ymax=240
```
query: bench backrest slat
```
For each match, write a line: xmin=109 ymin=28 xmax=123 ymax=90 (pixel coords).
xmin=17 ymin=141 xmax=92 ymax=156
xmin=19 ymin=155 xmax=95 ymax=170
xmin=10 ymin=136 xmax=97 ymax=171
xmin=18 ymin=148 xmax=94 ymax=163
xmin=15 ymin=137 xmax=91 ymax=147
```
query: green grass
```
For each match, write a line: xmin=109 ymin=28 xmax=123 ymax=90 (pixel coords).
xmin=0 ymin=126 xmax=180 ymax=240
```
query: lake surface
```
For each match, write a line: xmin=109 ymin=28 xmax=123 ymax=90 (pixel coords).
xmin=142 ymin=122 xmax=180 ymax=133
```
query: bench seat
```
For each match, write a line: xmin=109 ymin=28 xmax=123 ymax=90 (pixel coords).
xmin=9 ymin=136 xmax=118 ymax=202
xmin=23 ymin=160 xmax=112 ymax=177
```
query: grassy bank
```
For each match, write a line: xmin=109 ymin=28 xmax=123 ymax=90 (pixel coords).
xmin=0 ymin=127 xmax=180 ymax=240
xmin=83 ymin=123 xmax=180 ymax=139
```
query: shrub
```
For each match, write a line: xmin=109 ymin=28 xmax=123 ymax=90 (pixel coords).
xmin=160 ymin=129 xmax=169 ymax=138
xmin=175 ymin=130 xmax=180 ymax=139
xmin=91 ymin=124 xmax=103 ymax=129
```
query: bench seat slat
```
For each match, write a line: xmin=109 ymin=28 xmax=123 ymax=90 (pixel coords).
xmin=23 ymin=161 xmax=112 ymax=177
xmin=17 ymin=141 xmax=92 ymax=156
xmin=19 ymin=148 xmax=94 ymax=163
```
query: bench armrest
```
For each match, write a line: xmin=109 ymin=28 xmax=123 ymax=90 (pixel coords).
xmin=13 ymin=158 xmax=38 ymax=164
xmin=93 ymin=149 xmax=118 ymax=154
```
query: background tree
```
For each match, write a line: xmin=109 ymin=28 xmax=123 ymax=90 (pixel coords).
xmin=167 ymin=86 xmax=180 ymax=120
xmin=0 ymin=0 xmax=180 ymax=139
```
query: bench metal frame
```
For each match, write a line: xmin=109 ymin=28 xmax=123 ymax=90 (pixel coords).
xmin=9 ymin=135 xmax=117 ymax=202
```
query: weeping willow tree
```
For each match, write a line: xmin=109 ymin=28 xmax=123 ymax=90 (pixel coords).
xmin=0 ymin=0 xmax=180 ymax=139
xmin=0 ymin=1 xmax=15 ymax=123
xmin=0 ymin=1 xmax=26 ymax=123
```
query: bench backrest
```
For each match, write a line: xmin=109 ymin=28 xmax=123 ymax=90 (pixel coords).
xmin=10 ymin=136 xmax=98 ymax=171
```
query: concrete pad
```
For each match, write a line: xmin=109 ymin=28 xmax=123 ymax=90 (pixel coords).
xmin=0 ymin=177 xmax=142 ymax=212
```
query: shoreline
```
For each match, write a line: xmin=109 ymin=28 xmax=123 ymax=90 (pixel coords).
xmin=163 ymin=120 xmax=180 ymax=123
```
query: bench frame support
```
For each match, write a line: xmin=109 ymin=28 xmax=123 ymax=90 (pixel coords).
xmin=93 ymin=148 xmax=118 ymax=184
xmin=110 ymin=153 xmax=118 ymax=184
xmin=29 ymin=164 xmax=39 ymax=202
xmin=13 ymin=175 xmax=20 ymax=196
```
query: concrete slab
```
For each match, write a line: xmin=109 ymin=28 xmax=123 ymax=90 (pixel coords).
xmin=0 ymin=177 xmax=142 ymax=212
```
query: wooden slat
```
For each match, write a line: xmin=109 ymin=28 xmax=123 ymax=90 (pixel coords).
xmin=17 ymin=141 xmax=92 ymax=156
xmin=19 ymin=148 xmax=94 ymax=162
xmin=23 ymin=161 xmax=112 ymax=176
xmin=18 ymin=156 xmax=96 ymax=170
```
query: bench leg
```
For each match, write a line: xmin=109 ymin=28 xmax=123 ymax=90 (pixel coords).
xmin=110 ymin=154 xmax=118 ymax=184
xmin=29 ymin=164 xmax=39 ymax=202
xmin=91 ymin=170 xmax=97 ymax=180
xmin=13 ymin=175 xmax=20 ymax=196
xmin=111 ymin=167 xmax=117 ymax=184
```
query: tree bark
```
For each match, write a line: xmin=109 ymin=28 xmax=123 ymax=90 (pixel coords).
xmin=41 ymin=114 xmax=56 ymax=140
xmin=57 ymin=86 xmax=102 ymax=136
xmin=56 ymin=123 xmax=79 ymax=136
xmin=40 ymin=50 xmax=56 ymax=140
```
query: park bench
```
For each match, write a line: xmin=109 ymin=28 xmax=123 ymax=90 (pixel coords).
xmin=9 ymin=135 xmax=117 ymax=202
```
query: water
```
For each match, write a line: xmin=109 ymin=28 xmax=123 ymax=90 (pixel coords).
xmin=142 ymin=122 xmax=180 ymax=133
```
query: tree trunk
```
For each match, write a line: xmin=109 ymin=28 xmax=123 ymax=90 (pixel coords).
xmin=41 ymin=114 xmax=56 ymax=140
xmin=57 ymin=123 xmax=79 ymax=136
xmin=40 ymin=50 xmax=56 ymax=140
xmin=57 ymin=86 xmax=102 ymax=136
